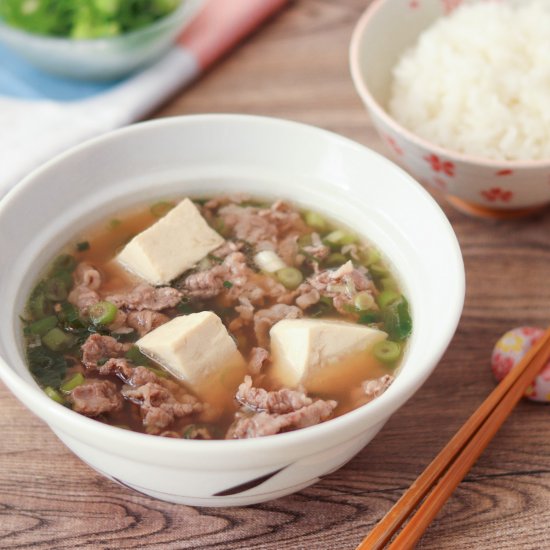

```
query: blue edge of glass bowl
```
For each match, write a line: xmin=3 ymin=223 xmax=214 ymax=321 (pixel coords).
xmin=0 ymin=42 xmax=121 ymax=102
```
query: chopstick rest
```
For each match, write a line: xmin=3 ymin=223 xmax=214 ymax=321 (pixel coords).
xmin=492 ymin=326 xmax=550 ymax=403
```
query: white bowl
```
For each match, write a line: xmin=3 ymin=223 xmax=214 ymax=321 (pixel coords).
xmin=0 ymin=0 xmax=203 ymax=81
xmin=350 ymin=0 xmax=550 ymax=218
xmin=0 ymin=114 xmax=464 ymax=506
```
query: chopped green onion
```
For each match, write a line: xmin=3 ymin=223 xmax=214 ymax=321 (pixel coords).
xmin=297 ymin=234 xmax=312 ymax=247
xmin=354 ymin=291 xmax=376 ymax=311
xmin=125 ymin=345 xmax=150 ymax=366
xmin=42 ymin=328 xmax=74 ymax=352
xmin=0 ymin=0 xmax=182 ymax=40
xmin=323 ymin=229 xmax=358 ymax=248
xmin=303 ymin=211 xmax=328 ymax=232
xmin=150 ymin=201 xmax=175 ymax=218
xmin=177 ymin=299 xmax=194 ymax=315
xmin=44 ymin=277 xmax=69 ymax=301
xmin=360 ymin=248 xmax=381 ymax=266
xmin=58 ymin=302 xmax=81 ymax=326
xmin=223 ymin=281 xmax=233 ymax=289
xmin=369 ymin=263 xmax=389 ymax=277
xmin=44 ymin=386 xmax=65 ymax=404
xmin=358 ymin=311 xmax=381 ymax=325
xmin=28 ymin=315 xmax=58 ymax=336
xmin=381 ymin=277 xmax=398 ymax=291
xmin=182 ymin=424 xmax=212 ymax=440
xmin=60 ymin=373 xmax=85 ymax=393
xmin=373 ymin=340 xmax=401 ymax=363
xmin=76 ymin=241 xmax=90 ymax=252
xmin=145 ymin=366 xmax=168 ymax=378
xmin=212 ymin=217 xmax=229 ymax=237
xmin=108 ymin=218 xmax=121 ymax=229
xmin=382 ymin=297 xmax=413 ymax=342
xmin=377 ymin=290 xmax=401 ymax=308
xmin=52 ymin=254 xmax=77 ymax=273
xmin=276 ymin=267 xmax=304 ymax=290
xmin=308 ymin=296 xmax=333 ymax=318
xmin=89 ymin=301 xmax=118 ymax=325
xmin=325 ymin=253 xmax=348 ymax=267
xmin=29 ymin=291 xmax=53 ymax=320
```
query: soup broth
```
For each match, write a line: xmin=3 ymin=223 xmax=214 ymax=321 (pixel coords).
xmin=23 ymin=195 xmax=412 ymax=439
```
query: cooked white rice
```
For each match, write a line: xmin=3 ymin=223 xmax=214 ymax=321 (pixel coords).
xmin=388 ymin=0 xmax=550 ymax=162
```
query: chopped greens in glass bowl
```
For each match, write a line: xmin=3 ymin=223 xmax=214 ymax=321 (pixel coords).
xmin=0 ymin=0 xmax=203 ymax=80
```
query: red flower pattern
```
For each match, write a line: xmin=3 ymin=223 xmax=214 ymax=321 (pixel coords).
xmin=433 ymin=177 xmax=447 ymax=190
xmin=491 ymin=354 xmax=513 ymax=381
xmin=496 ymin=169 xmax=513 ymax=177
xmin=423 ymin=154 xmax=455 ymax=176
xmin=385 ymin=135 xmax=404 ymax=156
xmin=442 ymin=0 xmax=463 ymax=14
xmin=540 ymin=363 xmax=550 ymax=382
xmin=481 ymin=187 xmax=513 ymax=203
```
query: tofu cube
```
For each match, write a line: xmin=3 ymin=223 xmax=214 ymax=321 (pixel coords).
xmin=117 ymin=198 xmax=224 ymax=285
xmin=270 ymin=319 xmax=387 ymax=390
xmin=136 ymin=312 xmax=244 ymax=387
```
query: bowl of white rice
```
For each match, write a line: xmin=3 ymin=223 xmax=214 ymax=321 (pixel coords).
xmin=350 ymin=0 xmax=550 ymax=217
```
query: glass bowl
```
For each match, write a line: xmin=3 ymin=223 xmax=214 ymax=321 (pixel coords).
xmin=0 ymin=0 xmax=203 ymax=81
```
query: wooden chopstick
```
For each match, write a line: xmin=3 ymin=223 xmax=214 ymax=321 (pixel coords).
xmin=356 ymin=327 xmax=550 ymax=550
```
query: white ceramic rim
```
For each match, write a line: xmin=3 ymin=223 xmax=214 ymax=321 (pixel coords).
xmin=349 ymin=0 xmax=550 ymax=169
xmin=0 ymin=114 xmax=465 ymax=461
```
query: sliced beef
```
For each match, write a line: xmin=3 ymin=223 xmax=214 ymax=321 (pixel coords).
xmin=362 ymin=374 xmax=394 ymax=400
xmin=248 ymin=347 xmax=269 ymax=375
xmin=81 ymin=334 xmax=131 ymax=369
xmin=68 ymin=286 xmax=100 ymax=311
xmin=301 ymin=232 xmax=330 ymax=262
xmin=182 ymin=425 xmax=212 ymax=440
xmin=127 ymin=365 xmax=160 ymax=386
xmin=73 ymin=262 xmax=101 ymax=290
xmin=253 ymin=304 xmax=303 ymax=348
xmin=211 ymin=240 xmax=244 ymax=259
xmin=217 ymin=203 xmax=278 ymax=245
xmin=295 ymin=287 xmax=321 ymax=310
xmin=182 ymin=263 xmax=227 ymax=299
xmin=126 ymin=310 xmax=169 ymax=336
xmin=300 ymin=260 xmax=376 ymax=314
xmin=122 ymin=382 xmax=202 ymax=435
xmin=70 ymin=379 xmax=122 ymax=416
xmin=182 ymin=251 xmax=286 ymax=309
xmin=277 ymin=234 xmax=299 ymax=266
xmin=217 ymin=200 xmax=307 ymax=248
xmin=236 ymin=375 xmax=312 ymax=414
xmin=96 ymin=357 xmax=134 ymax=380
xmin=68 ymin=262 xmax=102 ymax=313
xmin=227 ymin=398 xmax=337 ymax=439
xmin=107 ymin=309 xmax=128 ymax=330
xmin=105 ymin=284 xmax=182 ymax=311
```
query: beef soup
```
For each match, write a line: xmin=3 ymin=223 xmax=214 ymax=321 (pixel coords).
xmin=22 ymin=195 xmax=412 ymax=440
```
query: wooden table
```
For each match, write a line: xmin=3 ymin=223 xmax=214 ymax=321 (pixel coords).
xmin=2 ymin=1 xmax=550 ymax=548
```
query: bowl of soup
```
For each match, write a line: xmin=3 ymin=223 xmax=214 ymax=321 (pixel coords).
xmin=0 ymin=114 xmax=464 ymax=506
xmin=350 ymin=0 xmax=550 ymax=218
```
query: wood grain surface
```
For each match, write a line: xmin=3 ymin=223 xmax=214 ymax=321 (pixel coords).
xmin=2 ymin=1 xmax=550 ymax=548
